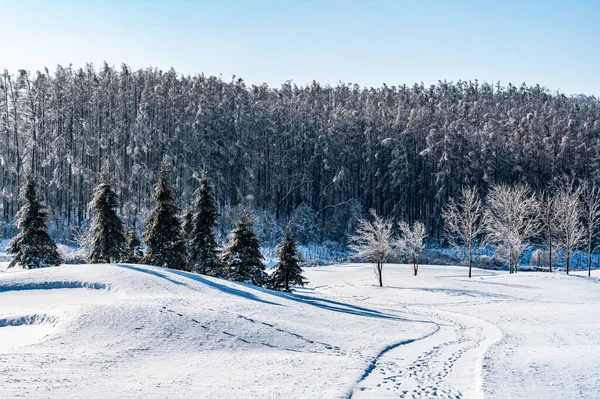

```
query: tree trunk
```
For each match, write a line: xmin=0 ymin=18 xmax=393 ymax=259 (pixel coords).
xmin=468 ymin=247 xmax=472 ymax=278
xmin=549 ymin=240 xmax=553 ymax=273
xmin=377 ymin=262 xmax=383 ymax=287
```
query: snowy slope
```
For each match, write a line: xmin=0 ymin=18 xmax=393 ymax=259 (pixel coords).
xmin=1 ymin=263 xmax=599 ymax=398
xmin=0 ymin=263 xmax=434 ymax=398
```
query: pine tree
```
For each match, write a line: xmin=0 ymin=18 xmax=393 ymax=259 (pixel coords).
xmin=124 ymin=226 xmax=143 ymax=263
xmin=143 ymin=164 xmax=187 ymax=270
xmin=271 ymin=226 xmax=306 ymax=291
xmin=88 ymin=173 xmax=125 ymax=263
xmin=7 ymin=175 xmax=63 ymax=269
xmin=181 ymin=206 xmax=193 ymax=243
xmin=222 ymin=210 xmax=267 ymax=286
xmin=189 ymin=169 xmax=221 ymax=276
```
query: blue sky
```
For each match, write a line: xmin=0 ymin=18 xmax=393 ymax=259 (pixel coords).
xmin=1 ymin=0 xmax=599 ymax=94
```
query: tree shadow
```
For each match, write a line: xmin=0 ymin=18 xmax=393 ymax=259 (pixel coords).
xmin=118 ymin=264 xmax=189 ymax=287
xmin=118 ymin=264 xmax=282 ymax=307
xmin=118 ymin=264 xmax=432 ymax=322
xmin=570 ymin=274 xmax=600 ymax=284
xmin=277 ymin=292 xmax=433 ymax=323
xmin=386 ymin=285 xmax=512 ymax=299
xmin=469 ymin=279 xmax=537 ymax=290
xmin=241 ymin=283 xmax=433 ymax=323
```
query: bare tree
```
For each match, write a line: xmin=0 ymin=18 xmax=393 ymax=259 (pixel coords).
xmin=443 ymin=187 xmax=484 ymax=278
xmin=553 ymin=183 xmax=585 ymax=275
xmin=396 ymin=221 xmax=427 ymax=276
xmin=485 ymin=185 xmax=539 ymax=274
xmin=538 ymin=189 xmax=556 ymax=272
xmin=580 ymin=181 xmax=600 ymax=276
xmin=348 ymin=210 xmax=394 ymax=287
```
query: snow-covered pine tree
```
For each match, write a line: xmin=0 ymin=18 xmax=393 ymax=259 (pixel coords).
xmin=222 ymin=209 xmax=267 ymax=286
xmin=143 ymin=164 xmax=188 ymax=270
xmin=88 ymin=173 xmax=126 ymax=263
xmin=271 ymin=225 xmax=306 ymax=291
xmin=124 ymin=226 xmax=143 ymax=263
xmin=181 ymin=206 xmax=193 ymax=243
xmin=7 ymin=175 xmax=63 ymax=269
xmin=189 ymin=169 xmax=222 ymax=276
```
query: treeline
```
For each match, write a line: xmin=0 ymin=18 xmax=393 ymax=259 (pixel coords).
xmin=1 ymin=64 xmax=599 ymax=244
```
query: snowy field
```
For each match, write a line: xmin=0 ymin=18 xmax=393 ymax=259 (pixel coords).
xmin=1 ymin=262 xmax=599 ymax=399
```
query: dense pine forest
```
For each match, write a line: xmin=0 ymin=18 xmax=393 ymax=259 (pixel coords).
xmin=1 ymin=63 xmax=599 ymax=245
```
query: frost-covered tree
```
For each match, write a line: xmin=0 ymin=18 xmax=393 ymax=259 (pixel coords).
xmin=289 ymin=203 xmax=322 ymax=244
xmin=7 ymin=175 xmax=62 ymax=269
xmin=443 ymin=187 xmax=484 ymax=278
xmin=1 ymin=66 xmax=600 ymax=246
xmin=538 ymin=189 xmax=556 ymax=272
xmin=485 ymin=185 xmax=539 ymax=273
xmin=348 ymin=210 xmax=394 ymax=287
xmin=123 ymin=226 xmax=143 ymax=263
xmin=396 ymin=221 xmax=427 ymax=276
xmin=143 ymin=164 xmax=187 ymax=270
xmin=88 ymin=174 xmax=125 ymax=263
xmin=271 ymin=226 xmax=306 ymax=291
xmin=189 ymin=170 xmax=221 ymax=276
xmin=553 ymin=184 xmax=585 ymax=274
xmin=580 ymin=181 xmax=600 ymax=276
xmin=222 ymin=210 xmax=267 ymax=285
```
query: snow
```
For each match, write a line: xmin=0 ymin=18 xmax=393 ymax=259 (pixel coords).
xmin=1 ymin=262 xmax=599 ymax=398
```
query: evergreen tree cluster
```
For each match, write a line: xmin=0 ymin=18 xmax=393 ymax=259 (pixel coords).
xmin=9 ymin=165 xmax=307 ymax=290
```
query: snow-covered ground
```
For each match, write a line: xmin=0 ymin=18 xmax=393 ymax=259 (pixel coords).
xmin=0 ymin=262 xmax=599 ymax=398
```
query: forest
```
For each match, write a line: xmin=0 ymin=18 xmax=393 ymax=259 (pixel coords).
xmin=1 ymin=63 xmax=599 ymax=247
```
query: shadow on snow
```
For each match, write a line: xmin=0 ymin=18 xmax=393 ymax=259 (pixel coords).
xmin=117 ymin=264 xmax=433 ymax=322
xmin=117 ymin=263 xmax=282 ymax=307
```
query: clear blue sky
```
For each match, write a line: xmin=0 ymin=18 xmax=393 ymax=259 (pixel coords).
xmin=1 ymin=0 xmax=599 ymax=95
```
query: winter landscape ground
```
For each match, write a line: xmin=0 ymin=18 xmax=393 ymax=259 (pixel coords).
xmin=1 ymin=261 xmax=598 ymax=399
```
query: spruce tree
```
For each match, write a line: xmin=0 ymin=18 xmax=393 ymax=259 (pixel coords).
xmin=271 ymin=225 xmax=307 ymax=291
xmin=124 ymin=226 xmax=143 ymax=263
xmin=222 ymin=210 xmax=267 ymax=286
xmin=181 ymin=206 xmax=193 ymax=243
xmin=189 ymin=169 xmax=221 ymax=276
xmin=7 ymin=175 xmax=63 ymax=269
xmin=143 ymin=164 xmax=187 ymax=270
xmin=88 ymin=173 xmax=125 ymax=263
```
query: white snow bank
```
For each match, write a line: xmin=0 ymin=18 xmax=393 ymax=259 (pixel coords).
xmin=1 ymin=262 xmax=598 ymax=398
